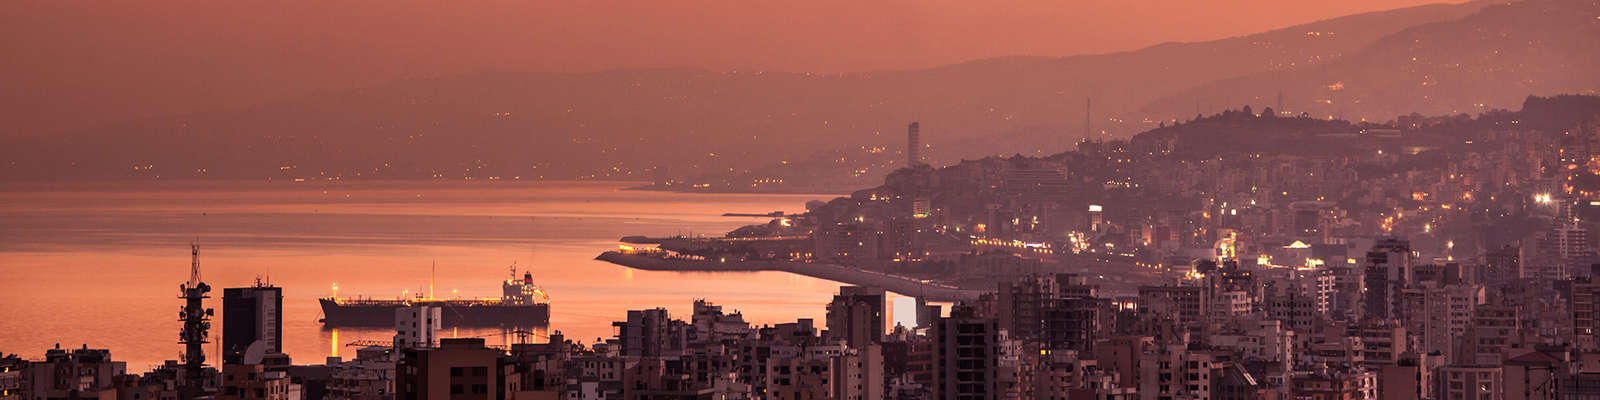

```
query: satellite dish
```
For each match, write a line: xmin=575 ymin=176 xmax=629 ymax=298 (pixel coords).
xmin=243 ymin=341 xmax=267 ymax=365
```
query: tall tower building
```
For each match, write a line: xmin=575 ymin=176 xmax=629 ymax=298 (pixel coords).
xmin=932 ymin=306 xmax=1003 ymax=399
xmin=1084 ymin=97 xmax=1092 ymax=142
xmin=907 ymin=122 xmax=921 ymax=167
xmin=1363 ymin=237 xmax=1414 ymax=320
xmin=222 ymin=281 xmax=283 ymax=364
xmin=826 ymin=286 xmax=886 ymax=348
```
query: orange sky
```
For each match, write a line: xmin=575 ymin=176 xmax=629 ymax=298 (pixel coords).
xmin=1 ymin=0 xmax=1461 ymax=135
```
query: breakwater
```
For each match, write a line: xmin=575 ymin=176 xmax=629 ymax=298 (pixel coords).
xmin=595 ymin=251 xmax=983 ymax=302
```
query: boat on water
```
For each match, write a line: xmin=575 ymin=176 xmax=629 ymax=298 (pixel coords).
xmin=319 ymin=266 xmax=550 ymax=327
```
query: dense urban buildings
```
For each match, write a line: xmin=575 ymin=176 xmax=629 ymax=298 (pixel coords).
xmin=8 ymin=96 xmax=1600 ymax=399
xmin=8 ymin=0 xmax=1600 ymax=398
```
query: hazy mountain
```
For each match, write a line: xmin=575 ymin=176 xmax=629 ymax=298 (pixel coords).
xmin=0 ymin=1 xmax=1500 ymax=181
xmin=1130 ymin=0 xmax=1600 ymax=125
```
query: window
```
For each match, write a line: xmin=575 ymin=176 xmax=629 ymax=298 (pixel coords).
xmin=450 ymin=384 xmax=463 ymax=394
xmin=451 ymin=367 xmax=464 ymax=377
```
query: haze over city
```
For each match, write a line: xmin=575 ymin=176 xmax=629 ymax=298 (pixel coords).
xmin=3 ymin=1 xmax=1600 ymax=400
xmin=5 ymin=0 xmax=1457 ymax=136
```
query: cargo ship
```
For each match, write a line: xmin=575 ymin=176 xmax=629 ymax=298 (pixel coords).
xmin=319 ymin=267 xmax=550 ymax=327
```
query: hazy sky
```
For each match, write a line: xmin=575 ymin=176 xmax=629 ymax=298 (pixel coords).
xmin=2 ymin=0 xmax=1460 ymax=135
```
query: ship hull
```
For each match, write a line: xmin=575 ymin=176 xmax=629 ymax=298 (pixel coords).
xmin=319 ymin=298 xmax=549 ymax=327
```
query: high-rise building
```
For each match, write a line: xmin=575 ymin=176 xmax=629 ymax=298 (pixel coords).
xmin=1210 ymin=319 xmax=1294 ymax=386
xmin=1262 ymin=268 xmax=1334 ymax=332
xmin=1574 ymin=272 xmax=1600 ymax=350
xmin=932 ymin=306 xmax=1003 ymax=400
xmin=1364 ymin=238 xmax=1415 ymax=320
xmin=840 ymin=344 xmax=886 ymax=400
xmin=1484 ymin=245 xmax=1522 ymax=285
xmin=763 ymin=342 xmax=884 ymax=400
xmin=907 ymin=122 xmax=921 ymax=167
xmin=1468 ymin=304 xmax=1520 ymax=365
xmin=222 ymin=282 xmax=283 ymax=364
xmin=396 ymin=338 xmax=508 ymax=400
xmin=826 ymin=286 xmax=886 ymax=348
xmin=1401 ymin=284 xmax=1484 ymax=364
xmin=998 ymin=274 xmax=1102 ymax=353
xmin=1329 ymin=262 xmax=1366 ymax=321
xmin=1530 ymin=223 xmax=1592 ymax=280
xmin=1137 ymin=285 xmax=1206 ymax=325
xmin=612 ymin=308 xmax=682 ymax=358
xmin=1353 ymin=320 xmax=1408 ymax=367
xmin=998 ymin=275 xmax=1057 ymax=341
xmin=690 ymin=299 xmax=750 ymax=345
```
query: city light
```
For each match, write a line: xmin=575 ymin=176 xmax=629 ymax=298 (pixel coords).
xmin=3 ymin=1 xmax=1590 ymax=397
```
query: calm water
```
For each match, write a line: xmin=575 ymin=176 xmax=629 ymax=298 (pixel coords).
xmin=0 ymin=180 xmax=858 ymax=371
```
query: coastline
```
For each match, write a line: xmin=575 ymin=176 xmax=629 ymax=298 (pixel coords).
xmin=622 ymin=183 xmax=854 ymax=196
xmin=595 ymin=251 xmax=983 ymax=302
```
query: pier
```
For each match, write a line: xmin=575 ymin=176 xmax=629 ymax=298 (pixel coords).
xmin=595 ymin=251 xmax=982 ymax=302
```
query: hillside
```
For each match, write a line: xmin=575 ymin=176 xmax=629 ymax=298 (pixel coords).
xmin=1131 ymin=0 xmax=1600 ymax=126
xmin=0 ymin=2 xmax=1500 ymax=181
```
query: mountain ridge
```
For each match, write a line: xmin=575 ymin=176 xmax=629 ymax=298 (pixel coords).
xmin=3 ymin=1 xmax=1536 ymax=182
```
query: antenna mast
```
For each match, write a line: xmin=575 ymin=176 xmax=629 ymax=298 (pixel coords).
xmin=189 ymin=243 xmax=201 ymax=286
xmin=178 ymin=243 xmax=213 ymax=399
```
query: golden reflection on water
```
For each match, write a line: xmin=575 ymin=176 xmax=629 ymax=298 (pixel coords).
xmin=0 ymin=181 xmax=856 ymax=371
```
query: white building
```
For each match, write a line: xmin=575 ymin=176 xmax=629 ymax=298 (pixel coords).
xmin=393 ymin=305 xmax=441 ymax=349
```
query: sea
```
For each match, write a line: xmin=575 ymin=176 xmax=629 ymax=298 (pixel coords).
xmin=0 ymin=180 xmax=897 ymax=371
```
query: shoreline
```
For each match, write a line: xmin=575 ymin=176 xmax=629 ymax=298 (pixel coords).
xmin=622 ymin=184 xmax=854 ymax=196
xmin=595 ymin=251 xmax=983 ymax=302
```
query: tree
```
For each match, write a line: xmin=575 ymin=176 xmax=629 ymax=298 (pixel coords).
xmin=1261 ymin=107 xmax=1276 ymax=118
xmin=1243 ymin=105 xmax=1254 ymax=116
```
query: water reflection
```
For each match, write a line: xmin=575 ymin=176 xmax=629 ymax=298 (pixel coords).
xmin=0 ymin=181 xmax=842 ymax=371
xmin=323 ymin=325 xmax=551 ymax=352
